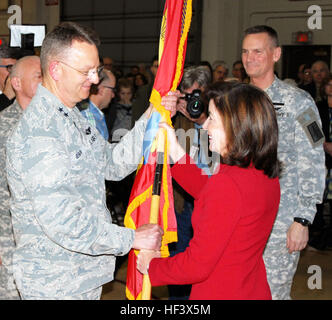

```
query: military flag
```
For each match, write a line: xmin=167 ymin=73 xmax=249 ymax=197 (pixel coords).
xmin=124 ymin=0 xmax=192 ymax=300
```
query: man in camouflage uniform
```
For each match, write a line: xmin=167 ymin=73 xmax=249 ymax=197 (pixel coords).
xmin=242 ymin=25 xmax=325 ymax=299
xmin=0 ymin=55 xmax=42 ymax=299
xmin=5 ymin=22 xmax=176 ymax=300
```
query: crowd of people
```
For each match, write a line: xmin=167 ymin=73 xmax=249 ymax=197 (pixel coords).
xmin=0 ymin=21 xmax=329 ymax=300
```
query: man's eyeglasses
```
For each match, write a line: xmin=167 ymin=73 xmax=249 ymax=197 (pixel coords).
xmin=103 ymin=85 xmax=117 ymax=93
xmin=0 ymin=64 xmax=13 ymax=72
xmin=58 ymin=61 xmax=104 ymax=81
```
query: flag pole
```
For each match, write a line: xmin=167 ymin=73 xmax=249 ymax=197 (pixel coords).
xmin=125 ymin=0 xmax=192 ymax=301
xmin=141 ymin=128 xmax=166 ymax=300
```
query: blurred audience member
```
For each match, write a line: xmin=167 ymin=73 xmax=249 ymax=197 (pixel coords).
xmin=79 ymin=69 xmax=116 ymax=141
xmin=110 ymin=78 xmax=134 ymax=142
xmin=232 ymin=60 xmax=248 ymax=82
xmin=296 ymin=64 xmax=305 ymax=86
xmin=212 ymin=60 xmax=228 ymax=83
xmin=302 ymin=60 xmax=330 ymax=102
xmin=131 ymin=55 xmax=158 ymax=127
xmin=309 ymin=73 xmax=332 ymax=250
xmin=298 ymin=64 xmax=313 ymax=89
xmin=103 ymin=56 xmax=114 ymax=72
xmin=199 ymin=60 xmax=213 ymax=80
xmin=134 ymin=72 xmax=148 ymax=91
xmin=138 ymin=63 xmax=151 ymax=84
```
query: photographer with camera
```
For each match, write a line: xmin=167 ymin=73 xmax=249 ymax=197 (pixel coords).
xmin=174 ymin=66 xmax=213 ymax=176
xmin=169 ymin=65 xmax=212 ymax=299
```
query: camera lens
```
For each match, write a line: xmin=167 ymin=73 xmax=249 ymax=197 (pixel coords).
xmin=185 ymin=89 xmax=204 ymax=118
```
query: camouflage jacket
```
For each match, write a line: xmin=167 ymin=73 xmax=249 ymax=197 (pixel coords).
xmin=0 ymin=100 xmax=22 ymax=265
xmin=6 ymin=84 xmax=147 ymax=297
xmin=265 ymin=77 xmax=325 ymax=230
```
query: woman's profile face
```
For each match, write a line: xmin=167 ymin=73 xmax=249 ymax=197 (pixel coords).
xmin=204 ymin=100 xmax=228 ymax=156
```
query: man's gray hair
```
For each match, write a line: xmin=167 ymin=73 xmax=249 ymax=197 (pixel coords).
xmin=40 ymin=21 xmax=100 ymax=74
xmin=180 ymin=65 xmax=211 ymax=91
xmin=311 ymin=60 xmax=329 ymax=71
xmin=212 ymin=60 xmax=229 ymax=73
xmin=90 ymin=69 xmax=113 ymax=95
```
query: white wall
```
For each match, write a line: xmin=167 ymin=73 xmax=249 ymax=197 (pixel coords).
xmin=202 ymin=0 xmax=332 ymax=76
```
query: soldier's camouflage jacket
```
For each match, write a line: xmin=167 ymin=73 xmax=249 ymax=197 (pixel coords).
xmin=6 ymin=84 xmax=147 ymax=298
xmin=0 ymin=100 xmax=22 ymax=299
xmin=265 ymin=77 xmax=325 ymax=236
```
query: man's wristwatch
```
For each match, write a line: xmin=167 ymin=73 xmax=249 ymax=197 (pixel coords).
xmin=294 ymin=217 xmax=311 ymax=227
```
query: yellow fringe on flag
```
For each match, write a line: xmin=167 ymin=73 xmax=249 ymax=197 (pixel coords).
xmin=171 ymin=0 xmax=192 ymax=91
xmin=124 ymin=186 xmax=153 ymax=230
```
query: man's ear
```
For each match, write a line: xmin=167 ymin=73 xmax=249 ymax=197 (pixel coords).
xmin=48 ymin=61 xmax=61 ymax=81
xmin=97 ymin=85 xmax=104 ymax=96
xmin=273 ymin=46 xmax=281 ymax=63
xmin=10 ymin=77 xmax=21 ymax=92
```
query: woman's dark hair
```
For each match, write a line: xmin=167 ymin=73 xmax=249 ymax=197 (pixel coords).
xmin=206 ymin=81 xmax=281 ymax=178
xmin=135 ymin=72 xmax=148 ymax=86
xmin=320 ymin=73 xmax=332 ymax=100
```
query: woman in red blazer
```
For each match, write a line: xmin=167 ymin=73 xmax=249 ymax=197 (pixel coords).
xmin=137 ymin=81 xmax=281 ymax=300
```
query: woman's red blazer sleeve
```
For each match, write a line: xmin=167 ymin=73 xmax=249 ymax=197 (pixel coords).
xmin=148 ymin=173 xmax=241 ymax=286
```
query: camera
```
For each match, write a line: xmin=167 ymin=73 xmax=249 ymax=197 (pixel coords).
xmin=183 ymin=89 xmax=204 ymax=119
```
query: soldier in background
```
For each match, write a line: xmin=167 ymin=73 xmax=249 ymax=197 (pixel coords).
xmin=242 ymin=25 xmax=325 ymax=300
xmin=0 ymin=55 xmax=42 ymax=300
xmin=5 ymin=22 xmax=177 ymax=300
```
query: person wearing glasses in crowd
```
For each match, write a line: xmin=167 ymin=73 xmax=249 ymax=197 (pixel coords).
xmin=0 ymin=46 xmax=21 ymax=112
xmin=302 ymin=60 xmax=330 ymax=103
xmin=79 ymin=69 xmax=116 ymax=141
xmin=5 ymin=22 xmax=178 ymax=300
xmin=298 ymin=64 xmax=313 ymax=88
